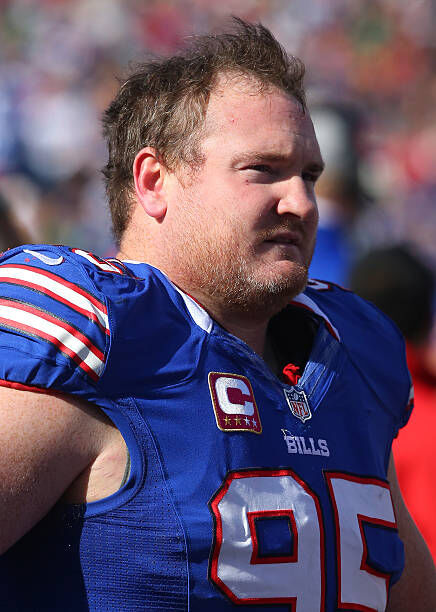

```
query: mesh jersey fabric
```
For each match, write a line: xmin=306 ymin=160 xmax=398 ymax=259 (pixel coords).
xmin=0 ymin=245 xmax=412 ymax=611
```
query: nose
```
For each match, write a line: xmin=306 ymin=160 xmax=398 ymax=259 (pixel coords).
xmin=276 ymin=176 xmax=318 ymax=222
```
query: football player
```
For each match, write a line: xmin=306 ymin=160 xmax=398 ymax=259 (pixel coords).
xmin=0 ymin=18 xmax=434 ymax=611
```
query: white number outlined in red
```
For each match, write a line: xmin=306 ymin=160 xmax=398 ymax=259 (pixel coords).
xmin=325 ymin=472 xmax=397 ymax=612
xmin=209 ymin=469 xmax=399 ymax=611
xmin=209 ymin=468 xmax=325 ymax=610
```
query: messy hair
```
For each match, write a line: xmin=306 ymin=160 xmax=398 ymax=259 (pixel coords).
xmin=102 ymin=18 xmax=307 ymax=245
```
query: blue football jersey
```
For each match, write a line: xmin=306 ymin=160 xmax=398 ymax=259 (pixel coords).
xmin=0 ymin=245 xmax=412 ymax=612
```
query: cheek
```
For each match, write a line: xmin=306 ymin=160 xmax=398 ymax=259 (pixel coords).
xmin=303 ymin=206 xmax=319 ymax=256
xmin=307 ymin=194 xmax=319 ymax=228
xmin=236 ymin=187 xmax=277 ymax=222
xmin=309 ymin=221 xmax=319 ymax=253
xmin=312 ymin=204 xmax=320 ymax=230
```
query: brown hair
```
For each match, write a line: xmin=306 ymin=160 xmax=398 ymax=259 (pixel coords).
xmin=102 ymin=18 xmax=306 ymax=245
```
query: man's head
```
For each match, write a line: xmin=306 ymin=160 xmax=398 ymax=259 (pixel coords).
xmin=103 ymin=19 xmax=323 ymax=321
xmin=102 ymin=18 xmax=307 ymax=245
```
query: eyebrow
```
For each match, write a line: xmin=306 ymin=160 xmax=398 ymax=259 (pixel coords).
xmin=231 ymin=151 xmax=325 ymax=174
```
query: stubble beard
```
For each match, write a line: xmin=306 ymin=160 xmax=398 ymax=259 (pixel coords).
xmin=202 ymin=252 xmax=308 ymax=316
xmin=173 ymin=214 xmax=309 ymax=318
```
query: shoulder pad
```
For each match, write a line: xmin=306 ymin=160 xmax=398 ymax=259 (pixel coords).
xmin=0 ymin=245 xmax=111 ymax=391
xmin=300 ymin=278 xmax=411 ymax=428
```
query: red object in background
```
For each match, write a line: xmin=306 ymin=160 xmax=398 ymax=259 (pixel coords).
xmin=393 ymin=343 xmax=436 ymax=563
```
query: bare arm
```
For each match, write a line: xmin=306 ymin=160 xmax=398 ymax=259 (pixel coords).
xmin=0 ymin=385 xmax=118 ymax=554
xmin=387 ymin=453 xmax=436 ymax=611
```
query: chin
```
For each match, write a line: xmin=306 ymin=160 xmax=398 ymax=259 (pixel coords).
xmin=262 ymin=259 xmax=308 ymax=292
xmin=225 ymin=261 xmax=309 ymax=316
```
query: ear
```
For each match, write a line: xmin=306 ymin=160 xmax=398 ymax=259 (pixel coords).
xmin=133 ymin=147 xmax=167 ymax=220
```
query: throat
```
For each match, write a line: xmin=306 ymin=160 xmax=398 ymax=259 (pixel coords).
xmin=263 ymin=305 xmax=319 ymax=383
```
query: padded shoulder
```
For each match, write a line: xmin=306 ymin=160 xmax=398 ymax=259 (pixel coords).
xmin=100 ymin=260 xmax=210 ymax=396
xmin=303 ymin=279 xmax=412 ymax=431
xmin=0 ymin=246 xmax=209 ymax=399
xmin=0 ymin=245 xmax=113 ymax=396
xmin=1 ymin=247 xmax=210 ymax=403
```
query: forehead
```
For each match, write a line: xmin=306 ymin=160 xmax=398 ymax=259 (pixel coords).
xmin=203 ymin=77 xmax=320 ymax=159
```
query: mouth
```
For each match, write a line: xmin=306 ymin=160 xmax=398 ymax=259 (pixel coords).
xmin=264 ymin=232 xmax=301 ymax=247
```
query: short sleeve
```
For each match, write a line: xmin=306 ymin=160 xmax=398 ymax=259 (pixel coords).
xmin=0 ymin=245 xmax=110 ymax=396
xmin=304 ymin=280 xmax=414 ymax=438
xmin=396 ymin=380 xmax=414 ymax=436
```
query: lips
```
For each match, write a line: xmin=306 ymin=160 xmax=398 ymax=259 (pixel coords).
xmin=264 ymin=232 xmax=301 ymax=245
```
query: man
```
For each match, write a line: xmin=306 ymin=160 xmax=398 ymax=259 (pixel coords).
xmin=0 ymin=19 xmax=434 ymax=611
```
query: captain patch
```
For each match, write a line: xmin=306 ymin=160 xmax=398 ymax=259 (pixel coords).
xmin=208 ymin=372 xmax=262 ymax=434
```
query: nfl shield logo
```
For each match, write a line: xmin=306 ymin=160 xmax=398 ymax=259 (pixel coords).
xmin=284 ymin=388 xmax=312 ymax=423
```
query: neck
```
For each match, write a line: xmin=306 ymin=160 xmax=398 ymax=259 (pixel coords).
xmin=117 ymin=246 xmax=273 ymax=357
xmin=215 ymin=309 xmax=269 ymax=356
xmin=187 ymin=289 xmax=273 ymax=356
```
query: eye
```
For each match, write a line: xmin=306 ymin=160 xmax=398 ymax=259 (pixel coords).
xmin=302 ymin=164 xmax=324 ymax=184
xmin=245 ymin=164 xmax=275 ymax=174
xmin=302 ymin=171 xmax=320 ymax=184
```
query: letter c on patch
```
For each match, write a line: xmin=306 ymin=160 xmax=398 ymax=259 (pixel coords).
xmin=215 ymin=376 xmax=255 ymax=415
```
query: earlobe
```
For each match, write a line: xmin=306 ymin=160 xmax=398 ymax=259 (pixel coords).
xmin=133 ymin=147 xmax=167 ymax=220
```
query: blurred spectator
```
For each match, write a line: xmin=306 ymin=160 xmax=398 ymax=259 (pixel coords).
xmin=350 ymin=245 xmax=436 ymax=562
xmin=309 ymin=103 xmax=367 ymax=285
xmin=0 ymin=190 xmax=32 ymax=250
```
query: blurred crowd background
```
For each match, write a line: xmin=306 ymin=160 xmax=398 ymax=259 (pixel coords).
xmin=0 ymin=0 xmax=435 ymax=275
xmin=0 ymin=0 xmax=435 ymax=559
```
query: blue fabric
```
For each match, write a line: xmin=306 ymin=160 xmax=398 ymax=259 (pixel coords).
xmin=0 ymin=245 xmax=411 ymax=611
xmin=254 ymin=515 xmax=296 ymax=558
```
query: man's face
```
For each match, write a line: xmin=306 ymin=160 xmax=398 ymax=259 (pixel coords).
xmin=165 ymin=77 xmax=323 ymax=316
